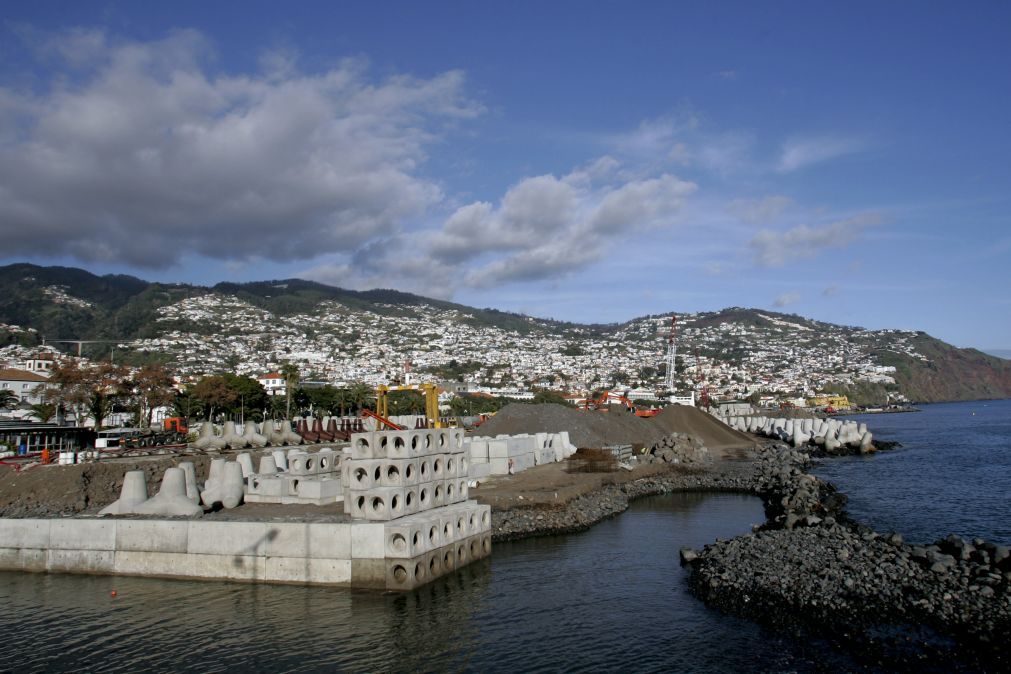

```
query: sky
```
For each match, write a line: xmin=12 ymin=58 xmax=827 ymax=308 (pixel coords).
xmin=1 ymin=2 xmax=1009 ymax=351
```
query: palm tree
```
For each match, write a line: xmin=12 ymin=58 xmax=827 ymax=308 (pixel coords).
xmin=29 ymin=403 xmax=57 ymax=423
xmin=281 ymin=363 xmax=300 ymax=420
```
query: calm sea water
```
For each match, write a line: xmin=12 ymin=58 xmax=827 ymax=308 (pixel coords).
xmin=814 ymin=398 xmax=1011 ymax=546
xmin=0 ymin=493 xmax=859 ymax=673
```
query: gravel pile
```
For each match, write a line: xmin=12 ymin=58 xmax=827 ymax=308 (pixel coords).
xmin=476 ymin=403 xmax=669 ymax=449
xmin=650 ymin=405 xmax=757 ymax=452
xmin=642 ymin=432 xmax=711 ymax=466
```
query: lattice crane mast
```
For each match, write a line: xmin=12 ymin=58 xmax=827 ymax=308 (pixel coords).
xmin=663 ymin=314 xmax=677 ymax=395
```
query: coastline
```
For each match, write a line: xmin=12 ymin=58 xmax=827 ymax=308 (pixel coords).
xmin=485 ymin=440 xmax=1010 ymax=670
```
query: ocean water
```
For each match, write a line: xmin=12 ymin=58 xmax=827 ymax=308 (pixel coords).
xmin=814 ymin=398 xmax=1011 ymax=546
xmin=0 ymin=493 xmax=858 ymax=672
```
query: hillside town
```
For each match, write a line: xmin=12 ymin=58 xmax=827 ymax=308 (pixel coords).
xmin=0 ymin=289 xmax=921 ymax=428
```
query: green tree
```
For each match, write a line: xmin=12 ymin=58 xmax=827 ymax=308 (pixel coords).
xmin=0 ymin=389 xmax=18 ymax=410
xmin=531 ymin=390 xmax=572 ymax=406
xmin=348 ymin=381 xmax=374 ymax=412
xmin=49 ymin=360 xmax=128 ymax=428
xmin=29 ymin=402 xmax=57 ymax=422
xmin=191 ymin=375 xmax=238 ymax=421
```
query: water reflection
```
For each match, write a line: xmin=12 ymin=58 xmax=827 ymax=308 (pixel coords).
xmin=2 ymin=493 xmax=852 ymax=672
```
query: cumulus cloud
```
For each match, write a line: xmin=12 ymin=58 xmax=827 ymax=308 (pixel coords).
xmin=778 ymin=136 xmax=865 ymax=172
xmin=0 ymin=28 xmax=480 ymax=268
xmin=773 ymin=291 xmax=801 ymax=307
xmin=429 ymin=166 xmax=696 ymax=287
xmin=728 ymin=195 xmax=793 ymax=224
xmin=749 ymin=213 xmax=881 ymax=267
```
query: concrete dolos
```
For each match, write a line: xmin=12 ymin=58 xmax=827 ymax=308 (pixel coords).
xmin=134 ymin=468 xmax=204 ymax=517
xmin=98 ymin=471 xmax=149 ymax=515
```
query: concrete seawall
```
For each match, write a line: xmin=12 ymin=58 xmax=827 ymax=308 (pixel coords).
xmin=0 ymin=506 xmax=491 ymax=590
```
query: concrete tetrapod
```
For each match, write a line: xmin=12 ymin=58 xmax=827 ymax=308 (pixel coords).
xmin=237 ymin=452 xmax=255 ymax=479
xmin=193 ymin=422 xmax=227 ymax=451
xmin=221 ymin=461 xmax=245 ymax=509
xmin=258 ymin=455 xmax=278 ymax=475
xmin=201 ymin=458 xmax=227 ymax=507
xmin=220 ymin=421 xmax=247 ymax=450
xmin=279 ymin=419 xmax=303 ymax=445
xmin=134 ymin=468 xmax=204 ymax=517
xmin=241 ymin=421 xmax=268 ymax=448
xmin=260 ymin=419 xmax=281 ymax=446
xmin=178 ymin=461 xmax=200 ymax=504
xmin=271 ymin=449 xmax=288 ymax=471
xmin=98 ymin=470 xmax=149 ymax=515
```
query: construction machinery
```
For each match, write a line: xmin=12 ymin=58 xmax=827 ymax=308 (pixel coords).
xmin=583 ymin=390 xmax=660 ymax=417
xmin=375 ymin=382 xmax=443 ymax=428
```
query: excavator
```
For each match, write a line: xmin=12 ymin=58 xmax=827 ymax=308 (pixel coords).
xmin=583 ymin=390 xmax=660 ymax=417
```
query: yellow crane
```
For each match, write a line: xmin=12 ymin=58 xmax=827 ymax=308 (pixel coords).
xmin=375 ymin=382 xmax=443 ymax=428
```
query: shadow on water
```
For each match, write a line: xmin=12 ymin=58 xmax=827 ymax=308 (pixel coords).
xmin=1 ymin=493 xmax=860 ymax=673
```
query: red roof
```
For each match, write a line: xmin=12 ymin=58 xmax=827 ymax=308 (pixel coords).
xmin=0 ymin=368 xmax=50 ymax=382
xmin=260 ymin=372 xmax=283 ymax=379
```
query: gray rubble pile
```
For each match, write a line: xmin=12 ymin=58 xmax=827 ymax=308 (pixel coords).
xmin=642 ymin=432 xmax=710 ymax=465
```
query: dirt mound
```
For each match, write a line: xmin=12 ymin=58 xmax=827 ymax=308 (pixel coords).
xmin=475 ymin=403 xmax=669 ymax=449
xmin=650 ymin=405 xmax=757 ymax=453
xmin=0 ymin=455 xmax=213 ymax=518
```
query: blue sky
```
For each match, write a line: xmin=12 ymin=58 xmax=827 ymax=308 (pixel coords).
xmin=1 ymin=2 xmax=1009 ymax=351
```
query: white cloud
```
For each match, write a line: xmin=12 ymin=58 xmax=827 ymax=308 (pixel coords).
xmin=773 ymin=291 xmax=801 ymax=307
xmin=429 ymin=164 xmax=696 ymax=287
xmin=749 ymin=213 xmax=882 ymax=267
xmin=0 ymin=29 xmax=481 ymax=268
xmin=728 ymin=195 xmax=793 ymax=224
xmin=778 ymin=136 xmax=865 ymax=172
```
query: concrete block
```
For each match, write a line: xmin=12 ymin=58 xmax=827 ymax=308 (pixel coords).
xmin=476 ymin=504 xmax=492 ymax=533
xmin=116 ymin=520 xmax=189 ymax=553
xmin=439 ymin=544 xmax=457 ymax=573
xmin=457 ymin=479 xmax=469 ymax=503
xmin=187 ymin=521 xmax=269 ymax=556
xmin=469 ymin=462 xmax=491 ymax=480
xmin=363 ymin=487 xmax=406 ymax=522
xmin=434 ymin=429 xmax=451 ymax=453
xmin=417 ymin=484 xmax=434 ymax=511
xmin=489 ymin=457 xmax=509 ymax=475
xmin=247 ymin=475 xmax=285 ymax=497
xmin=385 ymin=522 xmax=427 ymax=557
xmin=0 ymin=518 xmax=51 ymax=549
xmin=347 ymin=492 xmax=368 ymax=519
xmin=449 ymin=429 xmax=467 ymax=454
xmin=265 ymin=557 xmax=352 ymax=585
xmin=348 ymin=460 xmax=382 ymax=491
xmin=263 ymin=522 xmax=308 ymax=558
xmin=439 ymin=513 xmax=456 ymax=545
xmin=306 ymin=522 xmax=351 ymax=559
xmin=379 ymin=458 xmax=419 ymax=487
xmin=0 ymin=547 xmax=47 ymax=571
xmin=48 ymin=549 xmax=115 ymax=573
xmin=350 ymin=432 xmax=377 ymax=460
xmin=350 ymin=523 xmax=386 ymax=558
xmin=468 ymin=439 xmax=489 ymax=460
xmin=417 ymin=457 xmax=433 ymax=483
xmin=287 ymin=452 xmax=317 ymax=476
xmin=488 ymin=440 xmax=511 ymax=459
xmin=432 ymin=480 xmax=447 ymax=508
xmin=431 ymin=454 xmax=447 ymax=481
xmin=424 ymin=549 xmax=444 ymax=580
xmin=50 ymin=519 xmax=115 ymax=551
xmin=296 ymin=478 xmax=342 ymax=500
xmin=403 ymin=487 xmax=419 ymax=515
xmin=351 ymin=558 xmax=388 ymax=589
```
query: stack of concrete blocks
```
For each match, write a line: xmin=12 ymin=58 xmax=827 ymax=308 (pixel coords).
xmin=244 ymin=447 xmax=344 ymax=505
xmin=724 ymin=415 xmax=874 ymax=452
xmin=342 ymin=427 xmax=491 ymax=590
xmin=466 ymin=432 xmax=577 ymax=477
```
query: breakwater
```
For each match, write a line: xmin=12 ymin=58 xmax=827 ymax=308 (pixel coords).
xmin=493 ymin=442 xmax=1009 ymax=669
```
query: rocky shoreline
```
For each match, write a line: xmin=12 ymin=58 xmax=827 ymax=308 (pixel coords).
xmin=490 ymin=443 xmax=1010 ymax=670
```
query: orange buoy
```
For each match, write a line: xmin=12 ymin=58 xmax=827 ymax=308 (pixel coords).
xmin=110 ymin=590 xmax=117 ymax=597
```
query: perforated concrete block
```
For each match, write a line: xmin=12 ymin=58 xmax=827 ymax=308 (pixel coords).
xmin=431 ymin=454 xmax=447 ymax=481
xmin=444 ymin=454 xmax=460 ymax=479
xmin=247 ymin=475 xmax=285 ymax=497
xmin=419 ymin=430 xmax=438 ymax=456
xmin=455 ymin=539 xmax=470 ymax=567
xmin=416 ymin=456 xmax=435 ymax=484
xmin=416 ymin=483 xmax=434 ymax=512
xmin=431 ymin=480 xmax=447 ymax=508
xmin=433 ymin=429 xmax=451 ymax=454
xmin=347 ymin=492 xmax=368 ymax=519
xmin=287 ymin=452 xmax=316 ymax=476
xmin=316 ymin=449 xmax=339 ymax=474
xmin=476 ymin=504 xmax=492 ymax=533
xmin=403 ymin=487 xmax=419 ymax=515
xmin=438 ymin=513 xmax=456 ymax=545
xmin=296 ymin=478 xmax=342 ymax=500
xmin=445 ymin=479 xmax=458 ymax=505
xmin=385 ymin=522 xmax=427 ymax=557
xmin=350 ymin=432 xmax=377 ymax=460
xmin=363 ymin=487 xmax=407 ymax=522
xmin=348 ymin=460 xmax=382 ymax=491
xmin=350 ymin=523 xmax=386 ymax=558
xmin=424 ymin=549 xmax=444 ymax=580
xmin=449 ymin=429 xmax=466 ymax=454
xmin=385 ymin=558 xmax=424 ymax=591
xmin=456 ymin=479 xmax=469 ymax=503
xmin=379 ymin=458 xmax=419 ymax=487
